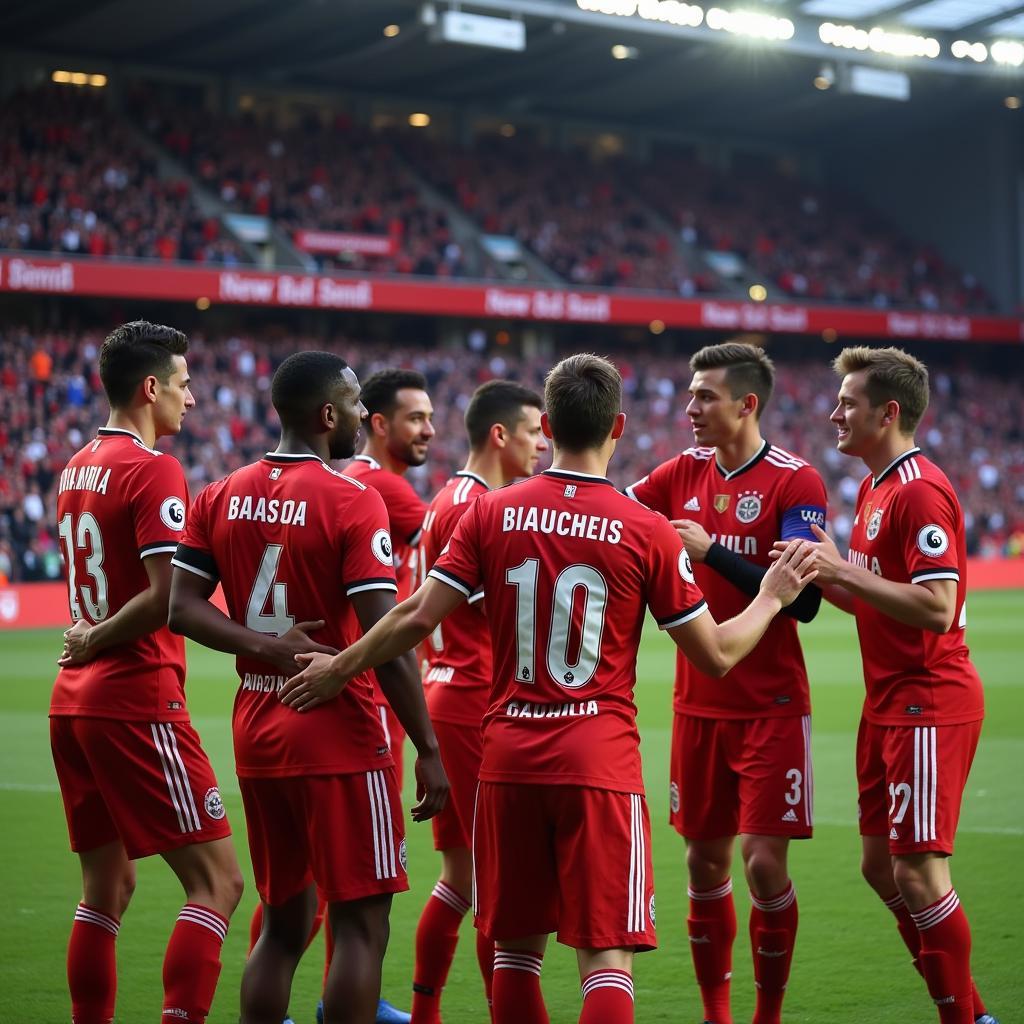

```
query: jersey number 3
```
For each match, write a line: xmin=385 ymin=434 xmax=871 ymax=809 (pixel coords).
xmin=506 ymin=558 xmax=608 ymax=689
xmin=58 ymin=512 xmax=109 ymax=622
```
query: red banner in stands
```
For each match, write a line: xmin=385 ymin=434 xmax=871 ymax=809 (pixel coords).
xmin=1 ymin=254 xmax=1021 ymax=343
xmin=293 ymin=231 xmax=396 ymax=256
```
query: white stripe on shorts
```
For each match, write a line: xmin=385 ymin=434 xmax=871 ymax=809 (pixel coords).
xmin=802 ymin=715 xmax=814 ymax=827
xmin=628 ymin=794 xmax=646 ymax=933
xmin=150 ymin=723 xmax=200 ymax=834
xmin=913 ymin=726 xmax=937 ymax=843
xmin=366 ymin=770 xmax=398 ymax=879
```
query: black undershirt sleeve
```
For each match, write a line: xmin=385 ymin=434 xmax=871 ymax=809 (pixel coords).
xmin=703 ymin=542 xmax=822 ymax=623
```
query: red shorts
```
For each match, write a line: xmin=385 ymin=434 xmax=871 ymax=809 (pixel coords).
xmin=376 ymin=701 xmax=406 ymax=788
xmin=472 ymin=782 xmax=656 ymax=951
xmin=431 ymin=719 xmax=482 ymax=851
xmin=856 ymin=718 xmax=981 ymax=855
xmin=670 ymin=713 xmax=813 ymax=840
xmin=239 ymin=768 xmax=409 ymax=905
xmin=50 ymin=716 xmax=231 ymax=860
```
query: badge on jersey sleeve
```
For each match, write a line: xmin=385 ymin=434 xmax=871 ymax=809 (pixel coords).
xmin=678 ymin=549 xmax=696 ymax=584
xmin=159 ymin=496 xmax=186 ymax=531
xmin=371 ymin=529 xmax=395 ymax=566
xmin=916 ymin=524 xmax=949 ymax=557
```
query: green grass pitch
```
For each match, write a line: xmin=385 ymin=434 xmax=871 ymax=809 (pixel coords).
xmin=2 ymin=594 xmax=1021 ymax=1022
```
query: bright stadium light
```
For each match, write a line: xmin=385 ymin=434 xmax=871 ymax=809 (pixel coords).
xmin=408 ymin=112 xmax=431 ymax=127
xmin=51 ymin=70 xmax=72 ymax=83
xmin=576 ymin=0 xmax=703 ymax=28
xmin=749 ymin=283 xmax=768 ymax=302
xmin=991 ymin=40 xmax=1024 ymax=67
xmin=1006 ymin=95 xmax=1022 ymax=108
xmin=818 ymin=22 xmax=938 ymax=59
xmin=951 ymin=39 xmax=988 ymax=62
xmin=707 ymin=8 xmax=795 ymax=39
xmin=383 ymin=23 xmax=401 ymax=38
xmin=611 ymin=43 xmax=640 ymax=57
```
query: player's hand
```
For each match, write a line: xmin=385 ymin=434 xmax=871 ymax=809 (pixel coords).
xmin=759 ymin=540 xmax=818 ymax=606
xmin=268 ymin=620 xmax=337 ymax=677
xmin=670 ymin=518 xmax=712 ymax=562
xmin=57 ymin=619 xmax=94 ymax=666
xmin=770 ymin=524 xmax=845 ymax=584
xmin=278 ymin=651 xmax=349 ymax=711
xmin=410 ymin=748 xmax=449 ymax=822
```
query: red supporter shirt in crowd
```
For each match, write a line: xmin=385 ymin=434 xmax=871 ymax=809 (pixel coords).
xmin=626 ymin=441 xmax=827 ymax=719
xmin=50 ymin=428 xmax=189 ymax=722
xmin=172 ymin=453 xmax=398 ymax=777
xmin=419 ymin=471 xmax=493 ymax=727
xmin=846 ymin=448 xmax=984 ymax=726
xmin=429 ymin=468 xmax=707 ymax=795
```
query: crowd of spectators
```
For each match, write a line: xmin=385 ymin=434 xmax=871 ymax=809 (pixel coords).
xmin=2 ymin=326 xmax=1022 ymax=585
xmin=0 ymin=86 xmax=244 ymax=264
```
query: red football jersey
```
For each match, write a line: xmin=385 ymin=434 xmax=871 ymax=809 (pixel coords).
xmin=626 ymin=441 xmax=827 ymax=719
xmin=172 ymin=453 xmax=398 ymax=777
xmin=430 ymin=469 xmax=707 ymax=794
xmin=846 ymin=448 xmax=984 ymax=726
xmin=419 ymin=471 xmax=493 ymax=727
xmin=50 ymin=428 xmax=189 ymax=722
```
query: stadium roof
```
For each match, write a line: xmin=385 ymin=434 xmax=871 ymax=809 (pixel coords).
xmin=3 ymin=0 xmax=1020 ymax=145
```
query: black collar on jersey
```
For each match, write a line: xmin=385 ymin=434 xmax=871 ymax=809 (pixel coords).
xmin=352 ymin=453 xmax=381 ymax=469
xmin=456 ymin=470 xmax=491 ymax=490
xmin=872 ymin=447 xmax=922 ymax=489
xmin=715 ymin=439 xmax=769 ymax=480
xmin=263 ymin=452 xmax=324 ymax=465
xmin=542 ymin=468 xmax=613 ymax=486
xmin=96 ymin=426 xmax=155 ymax=451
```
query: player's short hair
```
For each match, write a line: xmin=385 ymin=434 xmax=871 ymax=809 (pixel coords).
xmin=543 ymin=353 xmax=621 ymax=453
xmin=98 ymin=320 xmax=189 ymax=409
xmin=833 ymin=346 xmax=929 ymax=434
xmin=360 ymin=368 xmax=429 ymax=419
xmin=689 ymin=341 xmax=775 ymax=417
xmin=465 ymin=380 xmax=543 ymax=450
xmin=271 ymin=351 xmax=351 ymax=425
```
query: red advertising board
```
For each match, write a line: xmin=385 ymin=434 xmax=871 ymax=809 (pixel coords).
xmin=1 ymin=254 xmax=1021 ymax=343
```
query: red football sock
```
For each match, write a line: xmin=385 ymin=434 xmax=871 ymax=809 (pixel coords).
xmin=749 ymin=881 xmax=799 ymax=1024
xmin=476 ymin=927 xmax=495 ymax=1016
xmin=162 ymin=904 xmax=228 ymax=1024
xmin=911 ymin=890 xmax=974 ymax=1024
xmin=579 ymin=969 xmax=634 ymax=1024
xmin=67 ymin=903 xmax=119 ymax=1024
xmin=411 ymin=882 xmax=471 ymax=1023
xmin=492 ymin=950 xmax=549 ymax=1024
xmin=883 ymin=891 xmax=987 ymax=1019
xmin=687 ymin=878 xmax=736 ymax=1024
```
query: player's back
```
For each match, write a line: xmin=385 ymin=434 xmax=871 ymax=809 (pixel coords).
xmin=430 ymin=469 xmax=706 ymax=794
xmin=51 ymin=427 xmax=188 ymax=722
xmin=180 ymin=453 xmax=395 ymax=777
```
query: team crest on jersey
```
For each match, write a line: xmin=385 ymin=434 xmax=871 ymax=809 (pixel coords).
xmin=714 ymin=494 xmax=730 ymax=513
xmin=371 ymin=529 xmax=394 ymax=565
xmin=159 ymin=496 xmax=186 ymax=531
xmin=399 ymin=838 xmax=408 ymax=873
xmin=564 ymin=484 xmax=577 ymax=498
xmin=669 ymin=781 xmax=680 ymax=814
xmin=649 ymin=894 xmax=656 ymax=926
xmin=916 ymin=524 xmax=949 ymax=557
xmin=735 ymin=491 xmax=763 ymax=524
xmin=203 ymin=787 xmax=226 ymax=821
xmin=678 ymin=549 xmax=696 ymax=584
xmin=269 ymin=467 xmax=282 ymax=480
xmin=866 ymin=507 xmax=883 ymax=541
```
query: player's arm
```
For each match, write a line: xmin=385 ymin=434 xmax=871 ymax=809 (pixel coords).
xmin=59 ymin=553 xmax=173 ymax=665
xmin=167 ymin=556 xmax=337 ymax=674
xmin=280 ymin=579 xmax=465 ymax=709
xmin=668 ymin=540 xmax=818 ymax=676
xmin=674 ymin=517 xmax=822 ymax=623
xmin=796 ymin=523 xmax=956 ymax=632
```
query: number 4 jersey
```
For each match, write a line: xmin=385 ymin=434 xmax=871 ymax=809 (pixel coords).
xmin=172 ymin=453 xmax=398 ymax=777
xmin=50 ymin=427 xmax=189 ymax=722
xmin=429 ymin=469 xmax=708 ymax=795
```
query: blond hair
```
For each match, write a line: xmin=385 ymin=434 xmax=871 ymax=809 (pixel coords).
xmin=833 ymin=346 xmax=929 ymax=434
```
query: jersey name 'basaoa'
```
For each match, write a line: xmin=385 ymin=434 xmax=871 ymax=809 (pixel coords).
xmin=419 ymin=471 xmax=493 ymax=727
xmin=172 ymin=454 xmax=398 ymax=777
xmin=430 ymin=469 xmax=707 ymax=794
xmin=626 ymin=441 xmax=826 ymax=719
xmin=50 ymin=428 xmax=189 ymax=722
xmin=847 ymin=448 xmax=984 ymax=726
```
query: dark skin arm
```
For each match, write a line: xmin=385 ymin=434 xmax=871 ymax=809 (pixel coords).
xmin=60 ymin=554 xmax=172 ymax=666
xmin=167 ymin=566 xmax=338 ymax=676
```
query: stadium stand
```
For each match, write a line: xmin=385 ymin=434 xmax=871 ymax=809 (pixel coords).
xmin=1 ymin=325 xmax=1021 ymax=584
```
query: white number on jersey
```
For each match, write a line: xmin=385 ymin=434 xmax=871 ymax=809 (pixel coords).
xmin=246 ymin=544 xmax=295 ymax=635
xmin=58 ymin=512 xmax=109 ymax=622
xmin=888 ymin=781 xmax=912 ymax=824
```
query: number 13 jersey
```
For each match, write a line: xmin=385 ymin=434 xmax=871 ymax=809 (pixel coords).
xmin=430 ymin=469 xmax=707 ymax=795
xmin=173 ymin=453 xmax=398 ymax=777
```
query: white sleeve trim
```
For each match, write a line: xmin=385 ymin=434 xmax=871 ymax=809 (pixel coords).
xmin=658 ymin=601 xmax=709 ymax=630
xmin=912 ymin=571 xmax=960 ymax=584
xmin=142 ymin=544 xmax=179 ymax=559
xmin=346 ymin=581 xmax=399 ymax=596
xmin=427 ymin=567 xmax=473 ymax=598
xmin=170 ymin=558 xmax=217 ymax=581
xmin=467 ymin=589 xmax=486 ymax=605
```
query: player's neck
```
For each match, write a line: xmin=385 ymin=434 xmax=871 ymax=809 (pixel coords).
xmin=274 ymin=430 xmax=328 ymax=462
xmin=714 ymin=431 xmax=764 ymax=474
xmin=106 ymin=409 xmax=157 ymax=450
xmin=550 ymin=449 xmax=610 ymax=480
xmin=863 ymin=434 xmax=918 ymax=479
xmin=360 ymin=441 xmax=408 ymax=476
xmin=463 ymin=449 xmax=505 ymax=489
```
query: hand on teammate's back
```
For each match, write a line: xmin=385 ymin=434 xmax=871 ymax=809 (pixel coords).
xmin=759 ymin=540 xmax=817 ymax=606
xmin=410 ymin=749 xmax=449 ymax=822
xmin=267 ymin=620 xmax=338 ymax=678
xmin=278 ymin=649 xmax=346 ymax=709
xmin=57 ymin=619 xmax=94 ymax=666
